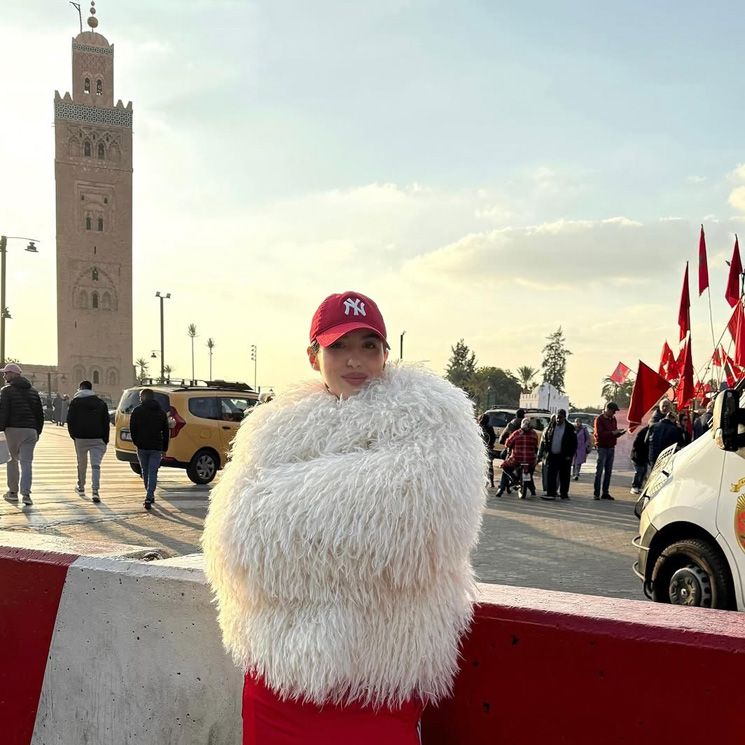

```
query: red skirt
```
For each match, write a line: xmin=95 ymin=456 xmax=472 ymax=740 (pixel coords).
xmin=243 ymin=674 xmax=424 ymax=745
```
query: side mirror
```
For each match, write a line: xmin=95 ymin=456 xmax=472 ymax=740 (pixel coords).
xmin=713 ymin=389 xmax=742 ymax=451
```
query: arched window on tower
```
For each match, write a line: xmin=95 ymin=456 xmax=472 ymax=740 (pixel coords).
xmin=79 ymin=291 xmax=89 ymax=309
xmin=93 ymin=370 xmax=100 ymax=384
xmin=84 ymin=141 xmax=91 ymax=157
xmin=91 ymin=292 xmax=99 ymax=309
xmin=107 ymin=369 xmax=118 ymax=386
xmin=91 ymin=267 xmax=99 ymax=281
xmin=85 ymin=216 xmax=92 ymax=231
xmin=84 ymin=78 xmax=91 ymax=94
xmin=96 ymin=79 xmax=102 ymax=96
xmin=97 ymin=217 xmax=103 ymax=232
xmin=102 ymin=291 xmax=112 ymax=310
xmin=97 ymin=143 xmax=105 ymax=159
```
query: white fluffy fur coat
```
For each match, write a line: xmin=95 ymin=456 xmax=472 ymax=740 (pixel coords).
xmin=202 ymin=364 xmax=486 ymax=707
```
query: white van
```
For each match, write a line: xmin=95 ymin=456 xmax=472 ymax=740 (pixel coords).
xmin=633 ymin=388 xmax=745 ymax=610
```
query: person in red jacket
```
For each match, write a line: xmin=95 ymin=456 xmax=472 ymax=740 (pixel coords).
xmin=592 ymin=402 xmax=626 ymax=500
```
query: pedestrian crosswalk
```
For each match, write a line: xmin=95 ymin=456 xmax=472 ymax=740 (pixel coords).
xmin=0 ymin=426 xmax=211 ymax=530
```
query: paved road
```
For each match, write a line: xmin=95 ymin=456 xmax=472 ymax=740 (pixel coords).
xmin=0 ymin=427 xmax=645 ymax=601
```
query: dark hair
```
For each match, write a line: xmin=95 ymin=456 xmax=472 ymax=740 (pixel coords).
xmin=79 ymin=380 xmax=92 ymax=390
xmin=606 ymin=402 xmax=619 ymax=411
xmin=140 ymin=388 xmax=154 ymax=400
xmin=309 ymin=339 xmax=320 ymax=354
xmin=478 ymin=413 xmax=488 ymax=426
xmin=516 ymin=408 xmax=525 ymax=419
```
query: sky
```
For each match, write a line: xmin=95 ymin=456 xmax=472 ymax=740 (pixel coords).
xmin=3 ymin=0 xmax=745 ymax=406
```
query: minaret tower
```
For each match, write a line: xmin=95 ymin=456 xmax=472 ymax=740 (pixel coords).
xmin=54 ymin=2 xmax=134 ymax=401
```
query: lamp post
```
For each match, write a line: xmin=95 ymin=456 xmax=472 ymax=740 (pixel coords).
xmin=400 ymin=330 xmax=406 ymax=361
xmin=0 ymin=235 xmax=39 ymax=365
xmin=155 ymin=291 xmax=170 ymax=383
xmin=250 ymin=344 xmax=257 ymax=390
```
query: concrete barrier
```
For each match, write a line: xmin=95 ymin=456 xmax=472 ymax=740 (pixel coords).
xmin=2 ymin=532 xmax=744 ymax=744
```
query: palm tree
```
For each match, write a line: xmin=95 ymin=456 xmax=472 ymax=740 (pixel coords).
xmin=516 ymin=365 xmax=538 ymax=394
xmin=206 ymin=337 xmax=215 ymax=380
xmin=601 ymin=376 xmax=633 ymax=408
xmin=187 ymin=323 xmax=197 ymax=380
xmin=135 ymin=357 xmax=149 ymax=382
xmin=163 ymin=364 xmax=173 ymax=381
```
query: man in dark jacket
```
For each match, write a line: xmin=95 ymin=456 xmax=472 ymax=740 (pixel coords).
xmin=67 ymin=380 xmax=110 ymax=503
xmin=630 ymin=424 xmax=650 ymax=495
xmin=499 ymin=408 xmax=526 ymax=449
xmin=539 ymin=409 xmax=578 ymax=500
xmin=0 ymin=363 xmax=44 ymax=505
xmin=129 ymin=388 xmax=170 ymax=510
xmin=648 ymin=412 xmax=685 ymax=466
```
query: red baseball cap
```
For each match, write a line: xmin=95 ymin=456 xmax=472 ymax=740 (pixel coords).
xmin=309 ymin=291 xmax=389 ymax=348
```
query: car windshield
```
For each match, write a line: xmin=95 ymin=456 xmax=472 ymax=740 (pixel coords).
xmin=118 ymin=389 xmax=170 ymax=414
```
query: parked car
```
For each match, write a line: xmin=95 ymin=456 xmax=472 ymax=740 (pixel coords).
xmin=483 ymin=408 xmax=551 ymax=447
xmin=114 ymin=380 xmax=259 ymax=484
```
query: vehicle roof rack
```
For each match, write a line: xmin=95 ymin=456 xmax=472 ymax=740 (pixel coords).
xmin=137 ymin=377 xmax=255 ymax=393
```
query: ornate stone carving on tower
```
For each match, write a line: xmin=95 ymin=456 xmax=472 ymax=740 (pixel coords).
xmin=54 ymin=2 xmax=134 ymax=402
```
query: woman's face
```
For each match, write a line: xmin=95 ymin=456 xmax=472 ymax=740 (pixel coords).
xmin=307 ymin=328 xmax=388 ymax=398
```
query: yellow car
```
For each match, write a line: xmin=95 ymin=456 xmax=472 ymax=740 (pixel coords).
xmin=114 ymin=381 xmax=259 ymax=484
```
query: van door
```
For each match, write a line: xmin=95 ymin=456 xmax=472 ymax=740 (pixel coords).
xmin=182 ymin=396 xmax=223 ymax=462
xmin=716 ymin=446 xmax=745 ymax=592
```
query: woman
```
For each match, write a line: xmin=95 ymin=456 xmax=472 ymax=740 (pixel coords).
xmin=678 ymin=411 xmax=692 ymax=447
xmin=478 ymin=413 xmax=496 ymax=488
xmin=202 ymin=291 xmax=486 ymax=744
xmin=572 ymin=419 xmax=591 ymax=480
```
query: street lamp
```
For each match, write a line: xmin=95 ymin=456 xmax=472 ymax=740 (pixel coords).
xmin=0 ymin=235 xmax=39 ymax=365
xmin=250 ymin=344 xmax=257 ymax=390
xmin=400 ymin=330 xmax=406 ymax=361
xmin=155 ymin=291 xmax=171 ymax=382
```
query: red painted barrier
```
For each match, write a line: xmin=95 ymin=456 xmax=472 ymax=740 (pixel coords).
xmin=0 ymin=546 xmax=77 ymax=745
xmin=422 ymin=584 xmax=745 ymax=745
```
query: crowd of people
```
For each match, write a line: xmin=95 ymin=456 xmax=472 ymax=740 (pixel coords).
xmin=479 ymin=397 xmax=712 ymax=502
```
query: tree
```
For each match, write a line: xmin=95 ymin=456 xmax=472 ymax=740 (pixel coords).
xmin=516 ymin=365 xmax=538 ymax=394
xmin=445 ymin=339 xmax=477 ymax=391
xmin=163 ymin=364 xmax=173 ymax=380
xmin=135 ymin=357 xmax=149 ymax=381
xmin=187 ymin=323 xmax=197 ymax=380
xmin=471 ymin=367 xmax=521 ymax=409
xmin=206 ymin=337 xmax=215 ymax=380
xmin=541 ymin=327 xmax=572 ymax=394
xmin=601 ymin=377 xmax=633 ymax=408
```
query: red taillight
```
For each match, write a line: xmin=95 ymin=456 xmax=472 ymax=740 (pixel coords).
xmin=169 ymin=406 xmax=185 ymax=438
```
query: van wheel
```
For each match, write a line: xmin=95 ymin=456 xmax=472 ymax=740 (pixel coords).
xmin=652 ymin=538 xmax=732 ymax=609
xmin=129 ymin=463 xmax=142 ymax=476
xmin=187 ymin=450 xmax=218 ymax=485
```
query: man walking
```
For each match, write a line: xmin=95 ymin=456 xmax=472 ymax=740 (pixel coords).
xmin=540 ymin=409 xmax=577 ymax=500
xmin=129 ymin=389 xmax=170 ymax=510
xmin=66 ymin=380 xmax=110 ymax=503
xmin=593 ymin=402 xmax=625 ymax=500
xmin=0 ymin=363 xmax=44 ymax=506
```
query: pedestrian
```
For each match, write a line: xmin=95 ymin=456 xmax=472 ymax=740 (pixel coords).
xmin=572 ymin=418 xmax=591 ymax=480
xmin=650 ymin=397 xmax=673 ymax=424
xmin=478 ymin=413 xmax=496 ymax=488
xmin=0 ymin=363 xmax=44 ymax=506
xmin=648 ymin=411 xmax=684 ymax=467
xmin=498 ymin=407 xmax=525 ymax=453
xmin=202 ymin=291 xmax=485 ymax=744
xmin=66 ymin=380 xmax=110 ymax=503
xmin=498 ymin=417 xmax=539 ymax=498
xmin=592 ymin=402 xmax=626 ymax=500
xmin=693 ymin=401 xmax=714 ymax=440
xmin=678 ymin=411 xmax=692 ymax=447
xmin=128 ymin=389 xmax=169 ymax=510
xmin=52 ymin=393 xmax=62 ymax=425
xmin=59 ymin=394 xmax=70 ymax=427
xmin=630 ymin=424 xmax=650 ymax=495
xmin=539 ymin=408 xmax=577 ymax=500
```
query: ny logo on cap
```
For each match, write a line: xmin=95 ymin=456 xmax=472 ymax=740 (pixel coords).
xmin=343 ymin=298 xmax=366 ymax=317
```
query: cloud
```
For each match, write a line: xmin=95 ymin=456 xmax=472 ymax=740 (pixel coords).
xmin=729 ymin=186 xmax=745 ymax=213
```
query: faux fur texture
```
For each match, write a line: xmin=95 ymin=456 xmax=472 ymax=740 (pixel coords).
xmin=202 ymin=363 xmax=487 ymax=707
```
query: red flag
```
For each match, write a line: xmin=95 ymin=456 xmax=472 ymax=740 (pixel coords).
xmin=698 ymin=225 xmax=709 ymax=295
xmin=712 ymin=347 xmax=722 ymax=367
xmin=678 ymin=262 xmax=690 ymax=341
xmin=659 ymin=341 xmax=673 ymax=376
xmin=723 ymin=355 xmax=738 ymax=388
xmin=676 ymin=338 xmax=695 ymax=408
xmin=727 ymin=302 xmax=745 ymax=367
xmin=610 ymin=361 xmax=631 ymax=385
xmin=726 ymin=235 xmax=743 ymax=308
xmin=627 ymin=362 xmax=672 ymax=432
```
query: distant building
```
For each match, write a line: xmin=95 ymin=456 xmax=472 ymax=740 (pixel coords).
xmin=519 ymin=383 xmax=569 ymax=414
xmin=52 ymin=4 xmax=134 ymax=400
